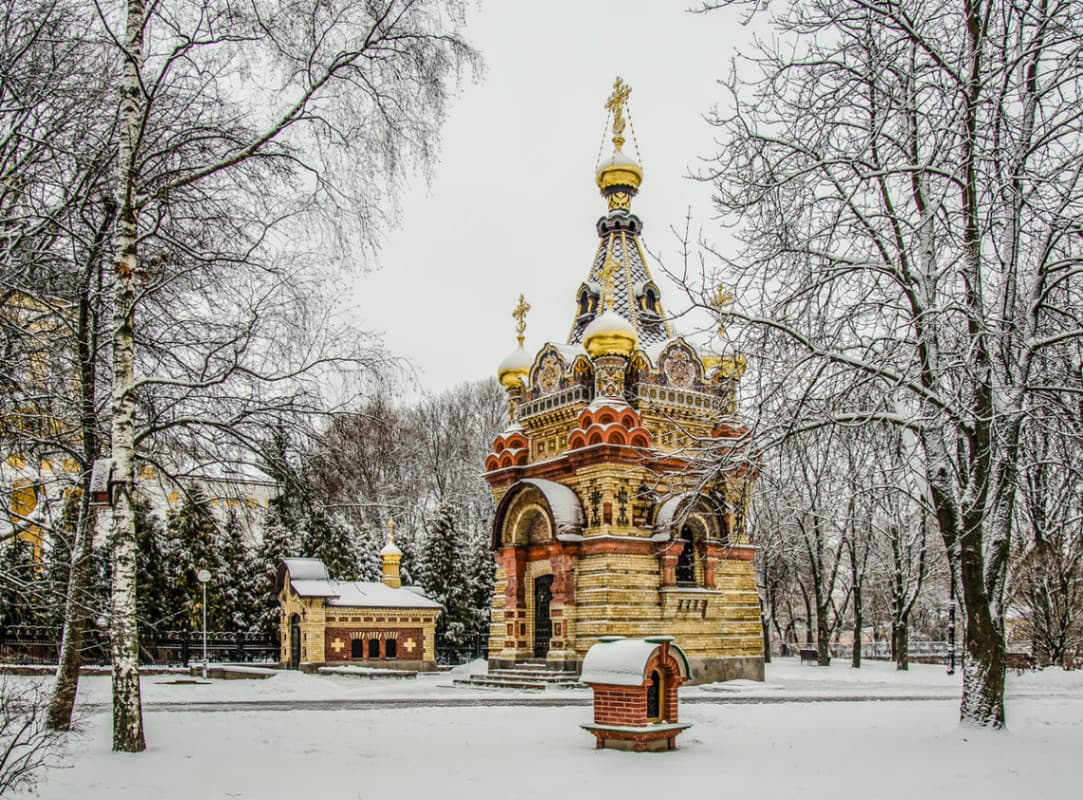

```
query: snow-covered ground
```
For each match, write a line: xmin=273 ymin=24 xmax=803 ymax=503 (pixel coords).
xmin=9 ymin=659 xmax=1082 ymax=799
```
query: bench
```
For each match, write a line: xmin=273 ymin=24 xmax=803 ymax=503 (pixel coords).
xmin=1005 ymin=652 xmax=1036 ymax=674
xmin=799 ymin=648 xmax=818 ymax=665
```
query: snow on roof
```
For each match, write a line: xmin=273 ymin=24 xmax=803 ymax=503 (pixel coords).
xmin=580 ymin=637 xmax=690 ymax=686
xmin=325 ymin=580 xmax=441 ymax=609
xmin=654 ymin=495 xmax=694 ymax=535
xmin=283 ymin=558 xmax=330 ymax=581
xmin=520 ymin=478 xmax=584 ymax=533
xmin=290 ymin=577 xmax=441 ymax=609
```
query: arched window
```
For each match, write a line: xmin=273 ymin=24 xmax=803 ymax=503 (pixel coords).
xmin=676 ymin=524 xmax=696 ymax=584
xmin=385 ymin=639 xmax=397 ymax=659
xmin=646 ymin=668 xmax=663 ymax=721
xmin=367 ymin=638 xmax=380 ymax=659
xmin=351 ymin=639 xmax=364 ymax=659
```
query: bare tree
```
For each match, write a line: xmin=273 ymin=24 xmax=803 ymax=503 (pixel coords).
xmin=695 ymin=0 xmax=1083 ymax=728
xmin=0 ymin=678 xmax=68 ymax=795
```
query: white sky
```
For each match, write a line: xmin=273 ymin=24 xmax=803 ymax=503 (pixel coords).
xmin=341 ymin=1 xmax=756 ymax=392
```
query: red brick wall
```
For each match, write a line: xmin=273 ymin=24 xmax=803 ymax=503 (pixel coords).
xmin=589 ymin=652 xmax=686 ymax=726
xmin=593 ymin=685 xmax=648 ymax=726
xmin=324 ymin=627 xmax=424 ymax=662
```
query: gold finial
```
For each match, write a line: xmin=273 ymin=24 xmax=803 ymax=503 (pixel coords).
xmin=511 ymin=293 xmax=531 ymax=347
xmin=605 ymin=77 xmax=632 ymax=150
xmin=711 ymin=283 xmax=736 ymax=337
xmin=387 ymin=517 xmax=395 ymax=543
xmin=597 ymin=260 xmax=619 ymax=311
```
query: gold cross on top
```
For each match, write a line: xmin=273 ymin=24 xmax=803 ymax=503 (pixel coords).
xmin=712 ymin=283 xmax=735 ymax=309
xmin=512 ymin=293 xmax=531 ymax=346
xmin=712 ymin=283 xmax=736 ymax=337
xmin=605 ymin=77 xmax=632 ymax=147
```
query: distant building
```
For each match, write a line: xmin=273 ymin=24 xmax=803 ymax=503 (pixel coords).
xmin=276 ymin=538 xmax=441 ymax=671
xmin=484 ymin=80 xmax=764 ymax=684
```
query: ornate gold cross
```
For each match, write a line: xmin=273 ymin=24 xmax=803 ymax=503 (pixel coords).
xmin=605 ymin=77 xmax=632 ymax=147
xmin=512 ymin=293 xmax=531 ymax=346
xmin=711 ymin=283 xmax=736 ymax=336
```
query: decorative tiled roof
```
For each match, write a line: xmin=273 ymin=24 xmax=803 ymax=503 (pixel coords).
xmin=567 ymin=210 xmax=672 ymax=348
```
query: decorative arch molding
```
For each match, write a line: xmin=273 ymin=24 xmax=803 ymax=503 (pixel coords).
xmin=491 ymin=478 xmax=586 ymax=549
xmin=652 ymin=492 xmax=729 ymax=543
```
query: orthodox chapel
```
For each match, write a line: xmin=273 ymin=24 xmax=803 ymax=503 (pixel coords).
xmin=484 ymin=79 xmax=764 ymax=683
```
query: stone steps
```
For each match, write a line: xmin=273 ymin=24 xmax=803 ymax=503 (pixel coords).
xmin=453 ymin=662 xmax=583 ymax=690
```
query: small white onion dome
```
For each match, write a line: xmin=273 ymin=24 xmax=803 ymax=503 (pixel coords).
xmin=497 ymin=346 xmax=532 ymax=390
xmin=583 ymin=308 xmax=638 ymax=358
xmin=596 ymin=147 xmax=644 ymax=194
xmin=380 ymin=539 xmax=402 ymax=557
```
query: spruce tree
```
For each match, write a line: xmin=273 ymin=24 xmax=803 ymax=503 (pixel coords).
xmin=218 ymin=509 xmax=261 ymax=633
xmin=300 ymin=508 xmax=358 ymax=580
xmin=134 ymin=495 xmax=170 ymax=634
xmin=420 ymin=502 xmax=468 ymax=643
xmin=0 ymin=536 xmax=43 ymax=629
xmin=164 ymin=486 xmax=223 ymax=633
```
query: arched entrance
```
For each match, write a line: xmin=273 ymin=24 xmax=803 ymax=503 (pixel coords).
xmin=533 ymin=574 xmax=554 ymax=657
xmin=289 ymin=614 xmax=301 ymax=669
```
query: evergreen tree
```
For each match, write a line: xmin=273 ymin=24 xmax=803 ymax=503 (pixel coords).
xmin=0 ymin=536 xmax=43 ymax=629
xmin=420 ymin=501 xmax=468 ymax=643
xmin=218 ymin=510 xmax=261 ymax=633
xmin=464 ymin=527 xmax=495 ymax=634
xmin=164 ymin=486 xmax=223 ymax=632
xmin=134 ymin=495 xmax=170 ymax=633
xmin=300 ymin=508 xmax=358 ymax=580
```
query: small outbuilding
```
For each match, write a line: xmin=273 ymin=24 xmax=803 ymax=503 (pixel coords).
xmin=579 ymin=635 xmax=691 ymax=752
xmin=276 ymin=537 xmax=441 ymax=671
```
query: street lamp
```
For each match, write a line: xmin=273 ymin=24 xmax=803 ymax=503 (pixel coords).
xmin=196 ymin=569 xmax=211 ymax=679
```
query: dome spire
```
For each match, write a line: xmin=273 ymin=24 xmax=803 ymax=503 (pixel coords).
xmin=596 ymin=77 xmax=643 ymax=212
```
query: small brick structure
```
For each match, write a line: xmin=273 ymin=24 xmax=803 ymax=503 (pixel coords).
xmin=579 ymin=635 xmax=692 ymax=752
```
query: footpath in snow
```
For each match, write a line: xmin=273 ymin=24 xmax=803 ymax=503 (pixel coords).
xmin=8 ymin=658 xmax=1082 ymax=800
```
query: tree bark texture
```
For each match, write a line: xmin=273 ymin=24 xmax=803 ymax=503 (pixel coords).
xmin=108 ymin=0 xmax=146 ymax=753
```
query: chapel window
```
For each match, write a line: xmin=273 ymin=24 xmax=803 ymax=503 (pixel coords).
xmin=676 ymin=524 xmax=696 ymax=585
xmin=351 ymin=639 xmax=364 ymax=659
xmin=368 ymin=638 xmax=380 ymax=659
xmin=385 ymin=639 xmax=397 ymax=659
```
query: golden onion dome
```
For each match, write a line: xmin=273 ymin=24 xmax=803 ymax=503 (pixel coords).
xmin=583 ymin=309 xmax=638 ymax=358
xmin=497 ymin=346 xmax=532 ymax=390
xmin=596 ymin=146 xmax=643 ymax=197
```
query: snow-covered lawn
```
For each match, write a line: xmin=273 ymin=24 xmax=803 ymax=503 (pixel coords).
xmin=10 ymin=659 xmax=1082 ymax=799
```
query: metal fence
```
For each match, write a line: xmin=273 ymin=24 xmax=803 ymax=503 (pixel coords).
xmin=0 ymin=625 xmax=277 ymax=667
xmin=434 ymin=631 xmax=489 ymax=665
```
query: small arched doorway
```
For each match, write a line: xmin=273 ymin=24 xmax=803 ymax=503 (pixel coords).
xmin=646 ymin=668 xmax=664 ymax=721
xmin=289 ymin=614 xmax=302 ymax=669
xmin=533 ymin=574 xmax=554 ymax=658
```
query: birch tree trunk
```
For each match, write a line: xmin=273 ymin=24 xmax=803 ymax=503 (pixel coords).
xmin=108 ymin=0 xmax=147 ymax=754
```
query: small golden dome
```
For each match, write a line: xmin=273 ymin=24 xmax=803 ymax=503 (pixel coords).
xmin=596 ymin=147 xmax=643 ymax=196
xmin=583 ymin=309 xmax=638 ymax=358
xmin=497 ymin=346 xmax=531 ymax=390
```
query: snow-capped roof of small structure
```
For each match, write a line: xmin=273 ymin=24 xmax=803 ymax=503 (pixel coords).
xmin=580 ymin=636 xmax=690 ymax=686
xmin=281 ymin=558 xmax=330 ymax=582
xmin=279 ymin=559 xmax=440 ymax=609
xmin=380 ymin=538 xmax=402 ymax=557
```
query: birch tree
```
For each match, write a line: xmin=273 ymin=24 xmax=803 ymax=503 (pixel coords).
xmin=697 ymin=0 xmax=1083 ymax=727
xmin=102 ymin=0 xmax=475 ymax=751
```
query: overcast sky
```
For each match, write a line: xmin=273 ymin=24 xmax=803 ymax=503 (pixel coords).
xmin=341 ymin=1 xmax=755 ymax=393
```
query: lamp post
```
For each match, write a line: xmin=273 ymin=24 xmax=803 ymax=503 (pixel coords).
xmin=946 ymin=575 xmax=956 ymax=676
xmin=196 ymin=569 xmax=211 ymax=679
